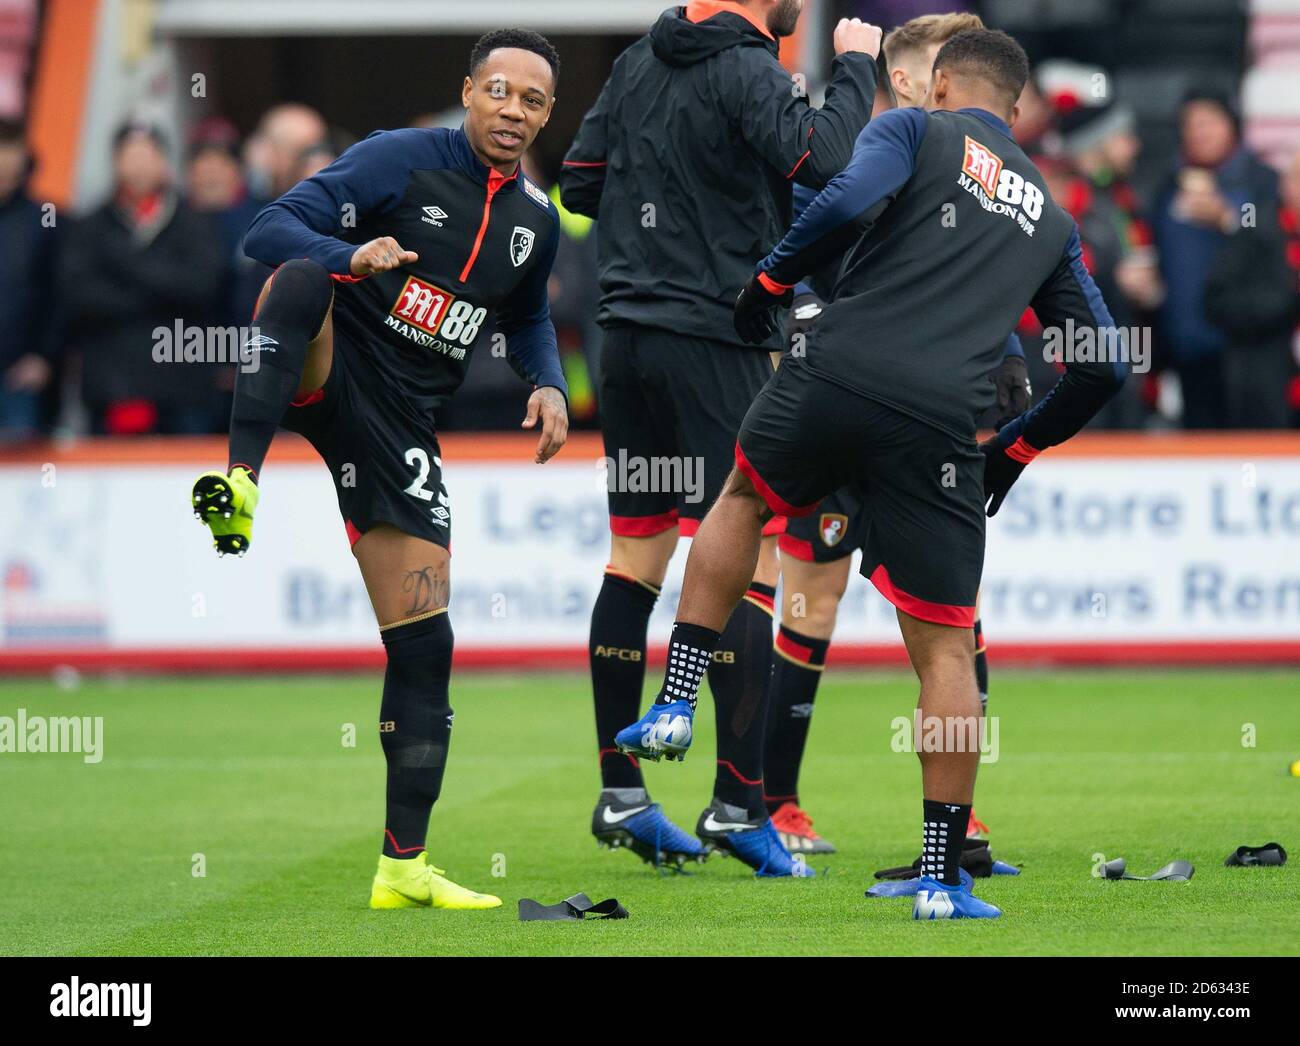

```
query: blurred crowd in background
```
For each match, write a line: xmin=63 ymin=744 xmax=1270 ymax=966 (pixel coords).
xmin=1 ymin=51 xmax=1298 ymax=441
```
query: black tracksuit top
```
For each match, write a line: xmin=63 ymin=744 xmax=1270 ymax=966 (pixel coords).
xmin=559 ymin=3 xmax=877 ymax=351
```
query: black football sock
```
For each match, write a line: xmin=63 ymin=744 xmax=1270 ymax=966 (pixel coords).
xmin=590 ymin=569 xmax=660 ymax=789
xmin=379 ymin=610 xmax=454 ymax=859
xmin=657 ymin=621 xmax=720 ymax=709
xmin=763 ymin=624 xmax=830 ymax=814
xmin=708 ymin=583 xmax=775 ymax=820
xmin=228 ymin=258 xmax=333 ymax=481
xmin=973 ymin=618 xmax=989 ymax=713
xmin=922 ymin=799 xmax=971 ymax=887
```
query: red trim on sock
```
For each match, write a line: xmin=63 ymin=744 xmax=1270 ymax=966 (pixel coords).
xmin=228 ymin=462 xmax=258 ymax=481
xmin=384 ymin=829 xmax=425 ymax=855
xmin=599 ymin=746 xmax=640 ymax=768
xmin=345 ymin=519 xmax=363 ymax=546
xmin=716 ymin=758 xmax=762 ymax=786
xmin=867 ymin=564 xmax=975 ymax=628
xmin=775 ymin=628 xmax=815 ymax=664
xmin=744 ymin=586 xmax=775 ymax=613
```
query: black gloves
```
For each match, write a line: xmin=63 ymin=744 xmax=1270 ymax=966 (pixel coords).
xmin=979 ymin=437 xmax=1030 ymax=517
xmin=734 ymin=273 xmax=793 ymax=345
xmin=994 ymin=354 xmax=1031 ymax=429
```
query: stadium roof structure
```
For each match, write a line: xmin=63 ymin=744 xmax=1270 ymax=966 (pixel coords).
xmin=153 ymin=0 xmax=670 ymax=34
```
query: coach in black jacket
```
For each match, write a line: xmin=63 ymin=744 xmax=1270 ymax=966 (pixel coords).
xmin=560 ymin=1 xmax=881 ymax=870
xmin=562 ymin=2 xmax=877 ymax=346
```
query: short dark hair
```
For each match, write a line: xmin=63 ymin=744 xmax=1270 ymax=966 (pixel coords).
xmin=0 ymin=119 xmax=25 ymax=147
xmin=933 ymin=28 xmax=1030 ymax=111
xmin=469 ymin=29 xmax=560 ymax=91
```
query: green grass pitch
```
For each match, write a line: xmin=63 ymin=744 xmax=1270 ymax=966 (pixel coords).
xmin=1 ymin=669 xmax=1296 ymax=956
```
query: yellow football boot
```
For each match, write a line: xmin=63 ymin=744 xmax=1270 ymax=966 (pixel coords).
xmin=369 ymin=852 xmax=502 ymax=911
xmin=191 ymin=466 xmax=259 ymax=556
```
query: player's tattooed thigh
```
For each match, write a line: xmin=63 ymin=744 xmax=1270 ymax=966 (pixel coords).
xmin=401 ymin=566 xmax=449 ymax=615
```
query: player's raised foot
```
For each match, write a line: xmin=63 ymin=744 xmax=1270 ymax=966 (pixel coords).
xmin=967 ymin=810 xmax=990 ymax=840
xmin=912 ymin=874 xmax=1001 ymax=920
xmin=591 ymin=788 xmax=707 ymax=869
xmin=191 ymin=466 xmax=259 ymax=557
xmin=369 ymin=851 xmax=501 ymax=910
xmin=696 ymin=799 xmax=815 ymax=878
xmin=770 ymin=801 xmax=837 ymax=855
xmin=614 ymin=699 xmax=694 ymax=761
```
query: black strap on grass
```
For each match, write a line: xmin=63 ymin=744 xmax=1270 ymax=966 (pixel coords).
xmin=518 ymin=893 xmax=629 ymax=921
xmin=1101 ymin=858 xmax=1194 ymax=881
xmin=1224 ymin=842 xmax=1287 ymax=867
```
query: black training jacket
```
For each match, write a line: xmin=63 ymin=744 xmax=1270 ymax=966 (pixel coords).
xmin=559 ymin=3 xmax=876 ymax=350
xmin=759 ymin=107 xmax=1127 ymax=447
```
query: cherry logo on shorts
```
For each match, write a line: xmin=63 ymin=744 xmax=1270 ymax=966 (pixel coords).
xmin=961 ymin=136 xmax=1003 ymax=198
xmin=391 ymin=275 xmax=455 ymax=336
xmin=819 ymin=513 xmax=848 ymax=547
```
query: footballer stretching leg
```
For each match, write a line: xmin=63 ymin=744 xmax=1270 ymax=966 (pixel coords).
xmin=355 ymin=526 xmax=501 ymax=910
xmin=192 ymin=31 xmax=573 ymax=907
xmin=192 ymin=257 xmax=336 ymax=554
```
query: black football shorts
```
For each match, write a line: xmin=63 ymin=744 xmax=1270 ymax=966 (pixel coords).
xmin=280 ymin=330 xmax=451 ymax=551
xmin=736 ymin=357 xmax=984 ymax=626
xmin=779 ymin=483 xmax=869 ymax=563
xmin=597 ymin=323 xmax=783 ymax=537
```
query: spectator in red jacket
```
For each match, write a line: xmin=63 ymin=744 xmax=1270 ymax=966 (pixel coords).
xmin=62 ymin=123 xmax=225 ymax=434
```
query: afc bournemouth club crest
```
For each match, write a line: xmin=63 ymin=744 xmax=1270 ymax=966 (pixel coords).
xmin=819 ymin=513 xmax=848 ymax=547
xmin=510 ymin=226 xmax=535 ymax=268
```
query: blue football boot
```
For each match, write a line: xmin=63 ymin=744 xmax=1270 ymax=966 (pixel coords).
xmin=591 ymin=788 xmax=707 ymax=870
xmin=615 ymin=699 xmax=694 ymax=761
xmin=696 ymin=799 xmax=815 ymax=878
xmin=912 ymin=874 xmax=1002 ymax=920
xmin=867 ymin=868 xmax=973 ymax=898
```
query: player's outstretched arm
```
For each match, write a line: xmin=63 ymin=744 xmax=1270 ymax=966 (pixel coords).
xmin=760 ymin=107 xmax=925 ymax=289
xmin=243 ymin=129 xmax=424 ymax=274
xmin=497 ymin=219 xmax=569 ymax=462
xmin=733 ymin=108 xmax=925 ymax=345
xmin=980 ymin=228 xmax=1128 ymax=515
xmin=725 ymin=19 xmax=881 ymax=190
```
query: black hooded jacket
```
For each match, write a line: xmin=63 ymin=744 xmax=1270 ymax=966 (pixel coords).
xmin=560 ymin=4 xmax=876 ymax=350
